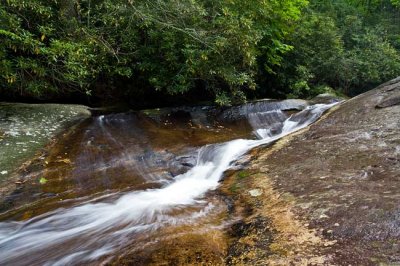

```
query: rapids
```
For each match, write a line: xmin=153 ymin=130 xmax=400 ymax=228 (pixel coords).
xmin=0 ymin=102 xmax=338 ymax=265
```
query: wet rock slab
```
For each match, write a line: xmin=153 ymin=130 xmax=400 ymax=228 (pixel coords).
xmin=238 ymin=77 xmax=400 ymax=264
xmin=0 ymin=103 xmax=90 ymax=181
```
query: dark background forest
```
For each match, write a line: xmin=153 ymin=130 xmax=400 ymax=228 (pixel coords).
xmin=1 ymin=0 xmax=399 ymax=108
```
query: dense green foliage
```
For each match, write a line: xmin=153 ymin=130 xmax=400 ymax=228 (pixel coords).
xmin=0 ymin=0 xmax=306 ymax=105
xmin=264 ymin=0 xmax=400 ymax=98
xmin=0 ymin=0 xmax=399 ymax=105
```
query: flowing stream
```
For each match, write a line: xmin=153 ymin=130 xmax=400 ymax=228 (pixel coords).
xmin=0 ymin=102 xmax=337 ymax=265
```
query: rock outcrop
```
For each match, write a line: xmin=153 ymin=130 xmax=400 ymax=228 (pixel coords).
xmin=227 ymin=77 xmax=400 ymax=265
xmin=0 ymin=103 xmax=90 ymax=188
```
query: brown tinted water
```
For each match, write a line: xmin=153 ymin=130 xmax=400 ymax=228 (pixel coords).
xmin=0 ymin=102 xmax=337 ymax=265
xmin=0 ymin=109 xmax=254 ymax=265
xmin=1 ymin=111 xmax=252 ymax=219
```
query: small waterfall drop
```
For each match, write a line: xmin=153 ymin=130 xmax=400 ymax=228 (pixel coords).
xmin=0 ymin=102 xmax=338 ymax=265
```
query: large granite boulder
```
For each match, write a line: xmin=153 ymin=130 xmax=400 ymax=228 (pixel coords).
xmin=227 ymin=77 xmax=400 ymax=265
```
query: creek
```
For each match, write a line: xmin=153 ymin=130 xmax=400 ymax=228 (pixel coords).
xmin=0 ymin=100 xmax=337 ymax=265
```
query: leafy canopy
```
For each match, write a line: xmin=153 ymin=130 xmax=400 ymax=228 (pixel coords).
xmin=0 ymin=0 xmax=307 ymax=105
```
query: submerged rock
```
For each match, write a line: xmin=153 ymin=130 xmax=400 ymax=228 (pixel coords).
xmin=139 ymin=99 xmax=312 ymax=128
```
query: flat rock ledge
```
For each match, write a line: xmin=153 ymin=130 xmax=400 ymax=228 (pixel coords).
xmin=0 ymin=103 xmax=90 ymax=191
xmin=225 ymin=77 xmax=400 ymax=265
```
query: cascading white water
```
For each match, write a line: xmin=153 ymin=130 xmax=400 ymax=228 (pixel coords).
xmin=0 ymin=103 xmax=338 ymax=265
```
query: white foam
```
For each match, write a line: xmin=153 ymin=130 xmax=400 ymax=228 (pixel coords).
xmin=0 ymin=102 xmax=338 ymax=265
